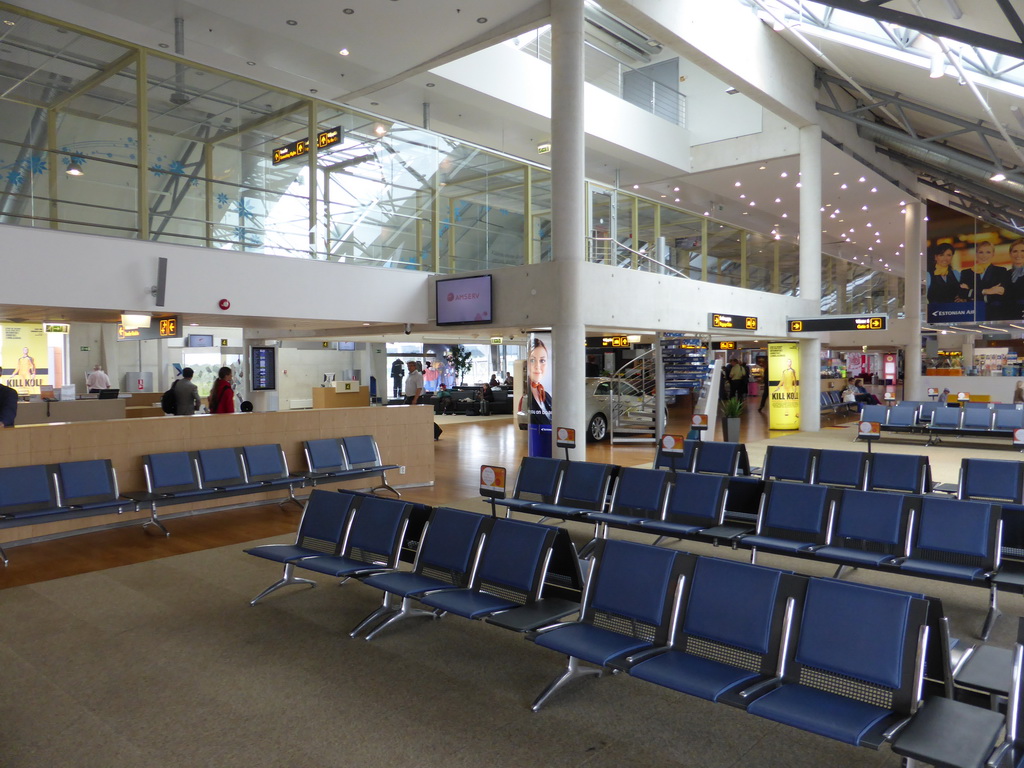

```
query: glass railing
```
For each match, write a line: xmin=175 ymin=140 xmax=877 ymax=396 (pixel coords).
xmin=0 ymin=3 xmax=900 ymax=307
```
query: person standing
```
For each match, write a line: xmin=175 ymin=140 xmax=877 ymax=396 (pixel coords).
xmin=0 ymin=381 xmax=18 ymax=427
xmin=727 ymin=358 xmax=746 ymax=400
xmin=173 ymin=367 xmax=202 ymax=415
xmin=757 ymin=356 xmax=769 ymax=413
xmin=209 ymin=367 xmax=236 ymax=414
xmin=404 ymin=361 xmax=424 ymax=405
xmin=86 ymin=364 xmax=111 ymax=393
xmin=390 ymin=358 xmax=405 ymax=399
xmin=1015 ymin=381 xmax=1024 ymax=405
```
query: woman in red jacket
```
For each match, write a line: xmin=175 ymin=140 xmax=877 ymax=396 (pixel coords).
xmin=209 ymin=367 xmax=235 ymax=414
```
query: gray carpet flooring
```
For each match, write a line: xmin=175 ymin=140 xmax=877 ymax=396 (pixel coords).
xmin=2 ymin=495 xmax=1019 ymax=767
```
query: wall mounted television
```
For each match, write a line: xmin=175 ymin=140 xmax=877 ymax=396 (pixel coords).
xmin=435 ymin=274 xmax=493 ymax=326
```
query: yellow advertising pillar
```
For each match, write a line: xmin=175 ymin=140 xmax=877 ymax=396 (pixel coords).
xmin=768 ymin=342 xmax=800 ymax=430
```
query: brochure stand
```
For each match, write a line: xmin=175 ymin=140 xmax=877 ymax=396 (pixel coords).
xmin=479 ymin=465 xmax=507 ymax=518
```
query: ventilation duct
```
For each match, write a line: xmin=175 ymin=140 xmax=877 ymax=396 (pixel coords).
xmin=583 ymin=3 xmax=662 ymax=61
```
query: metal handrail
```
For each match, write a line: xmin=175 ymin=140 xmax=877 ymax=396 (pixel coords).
xmin=587 ymin=236 xmax=690 ymax=279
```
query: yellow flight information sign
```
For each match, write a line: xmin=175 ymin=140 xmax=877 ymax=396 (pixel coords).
xmin=272 ymin=127 xmax=343 ymax=165
xmin=788 ymin=315 xmax=887 ymax=332
xmin=709 ymin=313 xmax=758 ymax=331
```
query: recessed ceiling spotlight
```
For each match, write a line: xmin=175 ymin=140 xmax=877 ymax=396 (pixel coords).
xmin=840 ymin=183 xmax=847 ymax=189
xmin=740 ymin=194 xmax=746 ymax=199
xmin=858 ymin=176 xmax=866 ymax=182
xmin=781 ymin=213 xmax=788 ymax=218
xmin=343 ymin=8 xmax=354 ymax=13
xmin=734 ymin=181 xmax=741 ymax=187
xmin=673 ymin=186 xmax=680 ymax=192
xmin=375 ymin=124 xmax=387 ymax=136
xmin=339 ymin=48 xmax=350 ymax=55
xmin=901 ymin=208 xmax=907 ymax=214
xmin=832 ymin=171 xmax=839 ymax=176
xmin=725 ymin=87 xmax=739 ymax=95
xmin=819 ymin=206 xmax=825 ymax=212
xmin=660 ymin=195 xmax=666 ymax=198
xmin=2 ymin=19 xmax=14 ymax=26
xmin=749 ymin=201 xmax=755 ymax=206
xmin=309 ymin=88 xmax=318 ymax=93
xmin=795 ymin=182 xmax=801 ymax=188
xmin=477 ymin=17 xmax=488 ymax=23
xmin=632 ymin=184 xmax=639 ymax=190
xmin=425 ymin=82 xmax=435 ymax=87
xmin=703 ymin=211 xmax=710 ymax=216
xmin=674 ymin=198 xmax=680 ymax=202
xmin=370 ymin=101 xmax=379 ymax=106
xmin=246 ymin=61 xmax=256 ymax=66
xmin=774 ymin=197 xmax=781 ymax=203
xmin=870 ymin=187 xmax=877 ymax=193
xmin=992 ymin=171 xmax=1007 ymax=182
xmin=286 ymin=19 xmax=298 ymax=25
xmin=158 ymin=43 xmax=169 ymax=48
xmin=742 ymin=211 xmax=748 ymax=215
xmin=780 ymin=172 xmax=788 ymax=178
xmin=861 ymin=205 xmax=868 ymax=210
xmin=759 ymin=165 xmax=767 ymax=170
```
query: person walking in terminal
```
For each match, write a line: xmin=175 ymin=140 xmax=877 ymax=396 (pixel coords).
xmin=174 ymin=368 xmax=201 ymax=415
xmin=404 ymin=361 xmax=423 ymax=405
xmin=0 ymin=381 xmax=18 ymax=427
xmin=209 ymin=367 xmax=236 ymax=414
xmin=728 ymin=358 xmax=746 ymax=400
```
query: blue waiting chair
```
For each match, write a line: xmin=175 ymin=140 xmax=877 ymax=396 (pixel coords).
xmin=867 ymin=452 xmax=932 ymax=495
xmin=760 ymin=445 xmax=817 ymax=483
xmin=54 ymin=459 xmax=133 ymax=514
xmin=741 ymin=482 xmax=837 ymax=564
xmin=859 ymin=404 xmax=889 ymax=426
xmin=529 ymin=539 xmax=693 ymax=711
xmin=812 ymin=490 xmax=914 ymax=575
xmin=887 ymin=404 xmax=919 ymax=430
xmin=341 ymin=435 xmax=401 ymax=496
xmin=654 ymin=440 xmax=700 ymax=473
xmin=894 ymin=496 xmax=1002 ymax=639
xmin=196 ymin=447 xmax=259 ymax=492
xmin=586 ymin=466 xmax=670 ymax=532
xmin=494 ymin=457 xmax=566 ymax=517
xmin=351 ymin=506 xmax=491 ymax=639
xmin=245 ymin=490 xmax=357 ymax=605
xmin=637 ymin=472 xmax=729 ymax=541
xmin=628 ymin=557 xmax=806 ymax=705
xmin=293 ymin=496 xmax=413 ymax=580
xmin=745 ymin=577 xmax=930 ymax=749
xmin=994 ymin=409 xmax=1024 ymax=434
xmin=961 ymin=408 xmax=995 ymax=432
xmin=513 ymin=461 xmax=616 ymax=523
xmin=958 ymin=457 xmax=1024 ymax=504
xmin=929 ymin=407 xmax=963 ymax=443
xmin=814 ymin=448 xmax=871 ymax=490
xmin=694 ymin=441 xmax=749 ymax=476
xmin=238 ymin=443 xmax=305 ymax=508
xmin=418 ymin=517 xmax=558 ymax=620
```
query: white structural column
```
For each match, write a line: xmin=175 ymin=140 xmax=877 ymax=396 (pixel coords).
xmin=550 ymin=0 xmax=587 ymax=459
xmin=798 ymin=124 xmax=822 ymax=432
xmin=903 ymin=201 xmax=925 ymax=401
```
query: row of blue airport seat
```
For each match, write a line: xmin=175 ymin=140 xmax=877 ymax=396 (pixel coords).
xmin=247 ymin=498 xmax=962 ymax=758
xmin=0 ymin=434 xmax=397 ymax=563
xmin=860 ymin=402 xmax=1024 ymax=443
xmin=498 ymin=450 xmax=1013 ymax=638
xmin=0 ymin=459 xmax=135 ymax=564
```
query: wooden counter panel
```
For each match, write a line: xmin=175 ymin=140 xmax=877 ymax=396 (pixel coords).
xmin=17 ymin=399 xmax=126 ymax=425
xmin=0 ymin=404 xmax=435 ymax=545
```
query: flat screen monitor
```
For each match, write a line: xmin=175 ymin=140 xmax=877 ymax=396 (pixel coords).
xmin=435 ymin=274 xmax=492 ymax=326
xmin=187 ymin=334 xmax=214 ymax=347
xmin=98 ymin=388 xmax=120 ymax=399
xmin=250 ymin=346 xmax=277 ymax=391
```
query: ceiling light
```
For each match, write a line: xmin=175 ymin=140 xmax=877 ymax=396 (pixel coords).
xmin=674 ymin=198 xmax=680 ymax=202
xmin=632 ymin=184 xmax=639 ymax=190
xmin=309 ymin=88 xmax=317 ymax=93
xmin=158 ymin=43 xmax=169 ymax=48
xmin=246 ymin=61 xmax=256 ymax=66
xmin=673 ymin=187 xmax=680 ymax=192
xmin=929 ymin=51 xmax=945 ymax=78
xmin=477 ymin=17 xmax=488 ymax=23
xmin=858 ymin=177 xmax=866 ymax=183
xmin=796 ymin=182 xmax=801 ymax=188
xmin=120 ymin=313 xmax=152 ymax=329
xmin=425 ymin=82 xmax=435 ymax=87
xmin=991 ymin=171 xmax=1007 ymax=182
xmin=861 ymin=205 xmax=868 ymax=210
xmin=759 ymin=166 xmax=767 ymax=170
xmin=740 ymin=194 xmax=747 ymax=199
xmin=734 ymin=181 xmax=742 ymax=187
xmin=343 ymin=8 xmax=354 ymax=13
xmin=780 ymin=172 xmax=788 ymax=178
xmin=286 ymin=19 xmax=298 ymax=25
xmin=781 ymin=213 xmax=788 ymax=218
xmin=375 ymin=124 xmax=387 ymax=136
xmin=774 ymin=197 xmax=781 ymax=203
xmin=870 ymin=187 xmax=877 ymax=193
xmin=725 ymin=87 xmax=739 ymax=95
xmin=339 ymin=48 xmax=350 ymax=55
xmin=65 ymin=159 xmax=85 ymax=176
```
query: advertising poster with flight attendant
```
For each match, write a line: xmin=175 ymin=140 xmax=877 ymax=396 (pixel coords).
xmin=526 ymin=332 xmax=552 ymax=458
xmin=2 ymin=324 xmax=48 ymax=395
xmin=768 ymin=342 xmax=800 ymax=430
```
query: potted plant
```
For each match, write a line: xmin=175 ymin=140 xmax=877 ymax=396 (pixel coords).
xmin=444 ymin=344 xmax=474 ymax=386
xmin=720 ymin=396 xmax=744 ymax=443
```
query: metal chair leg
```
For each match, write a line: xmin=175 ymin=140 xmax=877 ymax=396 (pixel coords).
xmin=372 ymin=475 xmax=401 ymax=497
xmin=833 ymin=564 xmax=854 ymax=579
xmin=0 ymin=543 xmax=7 ymax=566
xmin=143 ymin=504 xmax=169 ymax=536
xmin=531 ymin=656 xmax=603 ymax=712
xmin=363 ymin=596 xmax=440 ymax=640
xmin=249 ymin=562 xmax=317 ymax=606
xmin=980 ymin=585 xmax=1000 ymax=641
xmin=350 ymin=594 xmax=398 ymax=638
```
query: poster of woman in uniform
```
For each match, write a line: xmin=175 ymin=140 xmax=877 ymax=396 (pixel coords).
xmin=2 ymin=325 xmax=48 ymax=395
xmin=527 ymin=333 xmax=552 ymax=457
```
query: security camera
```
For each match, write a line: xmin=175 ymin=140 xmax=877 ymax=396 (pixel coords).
xmin=404 ymin=323 xmax=412 ymax=335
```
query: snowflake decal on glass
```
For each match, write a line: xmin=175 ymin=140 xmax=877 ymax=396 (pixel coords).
xmin=216 ymin=193 xmax=230 ymax=208
xmin=151 ymin=163 xmax=164 ymax=177
xmin=169 ymin=160 xmax=185 ymax=175
xmin=233 ymin=199 xmax=259 ymax=223
xmin=5 ymin=169 xmax=24 ymax=187
xmin=26 ymin=156 xmax=47 ymax=174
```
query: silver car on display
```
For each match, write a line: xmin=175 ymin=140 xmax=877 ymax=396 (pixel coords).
xmin=517 ymin=376 xmax=664 ymax=442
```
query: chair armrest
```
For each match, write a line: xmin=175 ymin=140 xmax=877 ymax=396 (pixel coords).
xmin=525 ymin=621 xmax=574 ymax=640
xmin=882 ymin=715 xmax=913 ymax=742
xmin=888 ymin=556 xmax=908 ymax=566
xmin=624 ymin=646 xmax=671 ymax=666
xmin=738 ymin=676 xmax=780 ymax=699
xmin=799 ymin=544 xmax=825 ymax=553
xmin=987 ymin=741 xmax=1013 ymax=768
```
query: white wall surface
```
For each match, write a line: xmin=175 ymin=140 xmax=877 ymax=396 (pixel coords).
xmin=1 ymin=225 xmax=430 ymax=325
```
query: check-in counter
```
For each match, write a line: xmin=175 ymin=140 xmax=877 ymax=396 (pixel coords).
xmin=311 ymin=383 xmax=370 ymax=409
xmin=17 ymin=398 xmax=126 ymax=425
